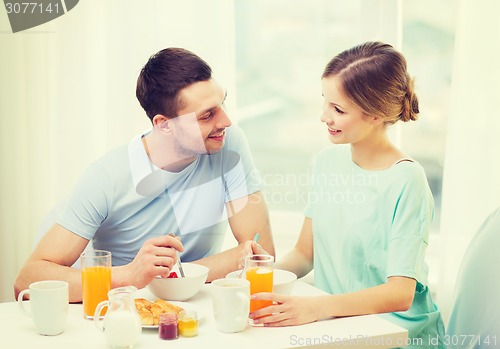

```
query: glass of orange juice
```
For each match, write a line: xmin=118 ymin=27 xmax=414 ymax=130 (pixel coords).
xmin=245 ymin=254 xmax=274 ymax=325
xmin=81 ymin=250 xmax=112 ymax=319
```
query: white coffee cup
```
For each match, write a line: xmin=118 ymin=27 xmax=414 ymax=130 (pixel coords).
xmin=17 ymin=280 xmax=69 ymax=335
xmin=211 ymin=277 xmax=250 ymax=333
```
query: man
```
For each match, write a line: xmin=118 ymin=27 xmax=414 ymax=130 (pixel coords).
xmin=14 ymin=48 xmax=274 ymax=302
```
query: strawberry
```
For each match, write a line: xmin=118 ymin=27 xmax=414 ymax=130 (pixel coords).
xmin=167 ymin=272 xmax=178 ymax=278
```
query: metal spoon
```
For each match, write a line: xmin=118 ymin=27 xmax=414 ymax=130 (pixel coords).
xmin=176 ymin=251 xmax=185 ymax=278
xmin=168 ymin=233 xmax=185 ymax=277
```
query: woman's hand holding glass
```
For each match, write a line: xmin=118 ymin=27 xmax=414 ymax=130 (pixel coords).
xmin=239 ymin=236 xmax=307 ymax=327
xmin=248 ymin=293 xmax=325 ymax=327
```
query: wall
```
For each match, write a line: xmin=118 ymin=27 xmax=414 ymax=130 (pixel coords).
xmin=0 ymin=0 xmax=235 ymax=302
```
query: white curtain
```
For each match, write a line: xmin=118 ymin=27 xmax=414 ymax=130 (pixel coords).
xmin=0 ymin=0 xmax=235 ymax=302
xmin=360 ymin=0 xmax=402 ymax=48
xmin=437 ymin=0 xmax=500 ymax=323
xmin=360 ymin=0 xmax=402 ymax=146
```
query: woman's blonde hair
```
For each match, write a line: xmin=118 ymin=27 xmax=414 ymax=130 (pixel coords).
xmin=322 ymin=42 xmax=418 ymax=124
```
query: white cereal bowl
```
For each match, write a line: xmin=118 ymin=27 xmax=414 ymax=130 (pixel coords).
xmin=226 ymin=268 xmax=297 ymax=295
xmin=148 ymin=263 xmax=209 ymax=301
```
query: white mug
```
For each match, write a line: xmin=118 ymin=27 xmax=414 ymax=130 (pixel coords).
xmin=211 ymin=278 xmax=250 ymax=333
xmin=17 ymin=280 xmax=69 ymax=335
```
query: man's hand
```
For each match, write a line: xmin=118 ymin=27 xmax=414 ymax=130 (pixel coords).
xmin=238 ymin=240 xmax=269 ymax=270
xmin=117 ymin=235 xmax=184 ymax=289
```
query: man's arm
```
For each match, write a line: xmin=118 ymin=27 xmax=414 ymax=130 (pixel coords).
xmin=192 ymin=191 xmax=275 ymax=282
xmin=14 ymin=224 xmax=184 ymax=302
xmin=14 ymin=224 xmax=88 ymax=302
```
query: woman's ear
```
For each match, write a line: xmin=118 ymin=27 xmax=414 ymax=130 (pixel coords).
xmin=152 ymin=114 xmax=171 ymax=133
xmin=368 ymin=114 xmax=384 ymax=126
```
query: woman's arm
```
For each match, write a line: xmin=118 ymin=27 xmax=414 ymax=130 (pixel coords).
xmin=318 ymin=276 xmax=416 ymax=316
xmin=274 ymin=217 xmax=314 ymax=278
xmin=250 ymin=276 xmax=416 ymax=327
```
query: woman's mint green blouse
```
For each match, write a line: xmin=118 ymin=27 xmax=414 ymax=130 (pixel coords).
xmin=304 ymin=145 xmax=445 ymax=348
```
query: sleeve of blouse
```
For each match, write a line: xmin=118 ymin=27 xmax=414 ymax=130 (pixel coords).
xmin=386 ymin=165 xmax=435 ymax=291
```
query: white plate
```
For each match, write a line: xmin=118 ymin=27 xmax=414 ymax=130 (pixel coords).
xmin=141 ymin=301 xmax=204 ymax=329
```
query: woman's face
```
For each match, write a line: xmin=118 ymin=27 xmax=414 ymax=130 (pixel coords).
xmin=320 ymin=75 xmax=377 ymax=145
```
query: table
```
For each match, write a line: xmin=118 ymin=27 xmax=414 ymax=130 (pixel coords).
xmin=0 ymin=280 xmax=408 ymax=348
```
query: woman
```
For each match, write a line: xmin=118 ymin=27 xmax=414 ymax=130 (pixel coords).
xmin=247 ymin=42 xmax=445 ymax=347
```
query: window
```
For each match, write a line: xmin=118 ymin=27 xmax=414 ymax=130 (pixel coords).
xmin=401 ymin=1 xmax=458 ymax=231
xmin=234 ymin=0 xmax=457 ymax=235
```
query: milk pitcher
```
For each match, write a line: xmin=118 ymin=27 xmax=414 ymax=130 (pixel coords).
xmin=94 ymin=286 xmax=142 ymax=348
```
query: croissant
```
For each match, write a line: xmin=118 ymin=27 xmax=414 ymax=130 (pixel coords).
xmin=138 ymin=308 xmax=155 ymax=326
xmin=134 ymin=298 xmax=183 ymax=326
xmin=153 ymin=299 xmax=184 ymax=314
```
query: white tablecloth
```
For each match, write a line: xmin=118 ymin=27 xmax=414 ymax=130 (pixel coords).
xmin=0 ymin=280 xmax=408 ymax=348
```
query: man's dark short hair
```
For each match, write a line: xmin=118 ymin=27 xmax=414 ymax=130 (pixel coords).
xmin=136 ymin=48 xmax=212 ymax=121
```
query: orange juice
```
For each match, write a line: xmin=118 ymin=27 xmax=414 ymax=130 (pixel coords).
xmin=82 ymin=266 xmax=111 ymax=318
xmin=246 ymin=267 xmax=273 ymax=312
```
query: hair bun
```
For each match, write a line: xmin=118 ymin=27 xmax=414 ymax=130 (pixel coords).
xmin=400 ymin=76 xmax=419 ymax=122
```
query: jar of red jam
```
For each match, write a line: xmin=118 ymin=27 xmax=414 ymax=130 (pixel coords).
xmin=178 ymin=310 xmax=198 ymax=337
xmin=158 ymin=313 xmax=178 ymax=340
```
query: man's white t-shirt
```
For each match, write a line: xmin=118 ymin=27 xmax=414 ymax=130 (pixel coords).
xmin=56 ymin=125 xmax=261 ymax=266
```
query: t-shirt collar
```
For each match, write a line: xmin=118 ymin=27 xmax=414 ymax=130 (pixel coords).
xmin=128 ymin=130 xmax=198 ymax=197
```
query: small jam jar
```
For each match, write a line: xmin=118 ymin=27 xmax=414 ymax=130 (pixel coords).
xmin=178 ymin=310 xmax=198 ymax=337
xmin=159 ymin=313 xmax=178 ymax=340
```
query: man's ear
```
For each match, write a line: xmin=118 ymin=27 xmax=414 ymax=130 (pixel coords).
xmin=152 ymin=114 xmax=171 ymax=133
